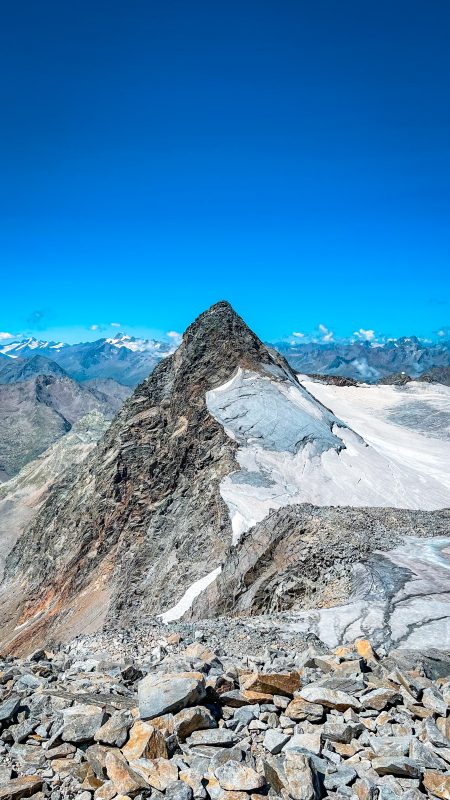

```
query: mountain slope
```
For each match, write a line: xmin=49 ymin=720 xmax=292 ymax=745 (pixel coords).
xmin=0 ymin=302 xmax=449 ymax=654
xmin=0 ymin=411 xmax=110 ymax=582
xmin=0 ymin=354 xmax=68 ymax=384
xmin=0 ymin=374 xmax=122 ymax=479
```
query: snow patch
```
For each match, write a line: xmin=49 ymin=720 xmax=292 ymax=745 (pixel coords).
xmin=159 ymin=566 xmax=222 ymax=623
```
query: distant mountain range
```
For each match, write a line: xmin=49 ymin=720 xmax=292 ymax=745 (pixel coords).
xmin=0 ymin=333 xmax=175 ymax=386
xmin=1 ymin=331 xmax=449 ymax=385
xmin=274 ymin=335 xmax=450 ymax=382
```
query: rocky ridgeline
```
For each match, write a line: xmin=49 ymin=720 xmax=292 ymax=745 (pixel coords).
xmin=0 ymin=634 xmax=449 ymax=800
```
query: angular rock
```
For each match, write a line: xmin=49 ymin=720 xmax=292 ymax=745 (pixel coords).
xmin=239 ymin=671 xmax=300 ymax=697
xmin=122 ymin=719 xmax=168 ymax=761
xmin=173 ymin=705 xmax=217 ymax=742
xmin=61 ymin=704 xmax=106 ymax=743
xmin=283 ymin=732 xmax=321 ymax=755
xmin=361 ymin=688 xmax=401 ymax=711
xmin=423 ymin=771 xmax=450 ymax=800
xmin=105 ymin=750 xmax=148 ymax=795
xmin=422 ymin=686 xmax=447 ymax=716
xmin=324 ymin=765 xmax=357 ymax=791
xmin=263 ymin=729 xmax=290 ymax=754
xmin=165 ymin=781 xmax=194 ymax=800
xmin=0 ymin=777 xmax=43 ymax=800
xmin=138 ymin=672 xmax=206 ymax=719
xmin=94 ymin=709 xmax=132 ymax=747
xmin=410 ymin=739 xmax=448 ymax=771
xmin=215 ymin=761 xmax=265 ymax=791
xmin=299 ymin=685 xmax=360 ymax=711
xmin=86 ymin=744 xmax=116 ymax=780
xmin=372 ymin=757 xmax=421 ymax=778
xmin=285 ymin=697 xmax=323 ymax=722
xmin=369 ymin=736 xmax=411 ymax=757
xmin=0 ymin=696 xmax=20 ymax=723
xmin=187 ymin=728 xmax=239 ymax=747
xmin=131 ymin=757 xmax=179 ymax=791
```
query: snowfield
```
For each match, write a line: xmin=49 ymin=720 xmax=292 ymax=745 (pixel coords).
xmin=206 ymin=369 xmax=450 ymax=542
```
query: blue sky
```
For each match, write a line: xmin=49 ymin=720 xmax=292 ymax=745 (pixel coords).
xmin=0 ymin=0 xmax=449 ymax=344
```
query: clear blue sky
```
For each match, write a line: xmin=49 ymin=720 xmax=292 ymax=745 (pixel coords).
xmin=1 ymin=0 xmax=449 ymax=343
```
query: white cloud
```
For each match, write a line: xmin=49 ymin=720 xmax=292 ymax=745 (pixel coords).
xmin=292 ymin=331 xmax=305 ymax=338
xmin=90 ymin=324 xmax=99 ymax=331
xmin=167 ymin=330 xmax=182 ymax=344
xmin=110 ymin=322 xmax=121 ymax=328
xmin=353 ymin=328 xmax=376 ymax=342
xmin=0 ymin=332 xmax=13 ymax=340
xmin=318 ymin=323 xmax=334 ymax=342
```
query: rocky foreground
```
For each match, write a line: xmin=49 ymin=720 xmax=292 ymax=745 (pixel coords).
xmin=1 ymin=630 xmax=450 ymax=800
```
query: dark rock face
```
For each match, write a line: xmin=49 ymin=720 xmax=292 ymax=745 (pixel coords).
xmin=417 ymin=365 xmax=450 ymax=386
xmin=0 ymin=302 xmax=294 ymax=651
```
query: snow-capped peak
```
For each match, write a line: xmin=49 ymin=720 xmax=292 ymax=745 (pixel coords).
xmin=0 ymin=337 xmax=68 ymax=357
xmin=105 ymin=332 xmax=171 ymax=354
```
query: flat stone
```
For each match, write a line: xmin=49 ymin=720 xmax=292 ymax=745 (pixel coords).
xmin=369 ymin=736 xmax=411 ymax=757
xmin=138 ymin=672 xmax=206 ymax=720
xmin=361 ymin=688 xmax=401 ymax=711
xmin=130 ymin=757 xmax=179 ymax=791
xmin=122 ymin=719 xmax=168 ymax=761
xmin=173 ymin=705 xmax=217 ymax=742
xmin=187 ymin=729 xmax=239 ymax=747
xmin=263 ymin=729 xmax=290 ymax=754
xmin=239 ymin=671 xmax=300 ymax=697
xmin=0 ymin=777 xmax=43 ymax=800
xmin=372 ymin=757 xmax=421 ymax=778
xmin=61 ymin=704 xmax=106 ymax=743
xmin=299 ymin=685 xmax=361 ymax=711
xmin=217 ymin=691 xmax=254 ymax=707
xmin=94 ymin=709 xmax=132 ymax=747
xmin=283 ymin=733 xmax=321 ymax=755
xmin=423 ymin=770 xmax=450 ymax=800
xmin=44 ymin=743 xmax=76 ymax=759
xmin=324 ymin=765 xmax=357 ymax=791
xmin=50 ymin=759 xmax=92 ymax=782
xmin=285 ymin=697 xmax=323 ymax=722
xmin=215 ymin=761 xmax=265 ymax=792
